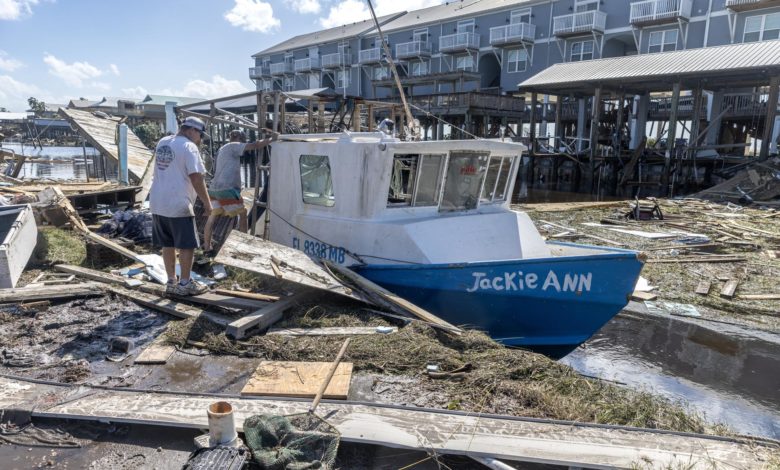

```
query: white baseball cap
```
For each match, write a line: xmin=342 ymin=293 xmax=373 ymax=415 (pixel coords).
xmin=181 ymin=116 xmax=210 ymax=139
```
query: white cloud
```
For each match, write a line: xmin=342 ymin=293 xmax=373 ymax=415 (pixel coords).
xmin=319 ymin=0 xmax=441 ymax=28
xmin=90 ymin=81 xmax=111 ymax=91
xmin=0 ymin=0 xmax=39 ymax=20
xmin=163 ymin=75 xmax=249 ymax=99
xmin=109 ymin=63 xmax=120 ymax=76
xmin=0 ymin=50 xmax=23 ymax=71
xmin=43 ymin=54 xmax=103 ymax=87
xmin=0 ymin=74 xmax=41 ymax=111
xmin=285 ymin=0 xmax=320 ymax=14
xmin=121 ymin=86 xmax=148 ymax=99
xmin=224 ymin=0 xmax=280 ymax=33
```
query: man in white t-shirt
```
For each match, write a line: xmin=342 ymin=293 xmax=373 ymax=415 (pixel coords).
xmin=150 ymin=116 xmax=213 ymax=296
xmin=202 ymin=128 xmax=277 ymax=253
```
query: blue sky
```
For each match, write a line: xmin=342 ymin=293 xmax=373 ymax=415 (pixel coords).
xmin=0 ymin=0 xmax=440 ymax=112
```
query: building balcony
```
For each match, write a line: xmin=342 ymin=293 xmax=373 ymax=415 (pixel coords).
xmin=396 ymin=40 xmax=432 ymax=59
xmin=489 ymin=22 xmax=536 ymax=46
xmin=294 ymin=57 xmax=320 ymax=73
xmin=553 ymin=10 xmax=607 ymax=37
xmin=358 ymin=47 xmax=383 ymax=64
xmin=322 ymin=52 xmax=352 ymax=69
xmin=726 ymin=0 xmax=780 ymax=11
xmin=248 ymin=66 xmax=270 ymax=79
xmin=270 ymin=62 xmax=294 ymax=75
xmin=439 ymin=32 xmax=480 ymax=53
xmin=630 ymin=0 xmax=692 ymax=26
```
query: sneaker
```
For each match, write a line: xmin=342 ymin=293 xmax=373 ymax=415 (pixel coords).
xmin=173 ymin=279 xmax=208 ymax=296
xmin=165 ymin=280 xmax=177 ymax=295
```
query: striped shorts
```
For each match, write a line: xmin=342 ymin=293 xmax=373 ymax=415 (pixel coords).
xmin=208 ymin=188 xmax=246 ymax=217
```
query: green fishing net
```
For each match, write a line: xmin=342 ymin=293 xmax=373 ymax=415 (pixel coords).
xmin=243 ymin=413 xmax=340 ymax=470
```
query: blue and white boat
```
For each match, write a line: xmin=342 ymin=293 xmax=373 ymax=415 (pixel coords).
xmin=268 ymin=132 xmax=643 ymax=357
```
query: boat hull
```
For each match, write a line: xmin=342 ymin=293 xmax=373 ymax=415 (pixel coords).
xmin=352 ymin=246 xmax=643 ymax=358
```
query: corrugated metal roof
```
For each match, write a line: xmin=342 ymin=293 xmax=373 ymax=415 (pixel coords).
xmin=368 ymin=0 xmax=535 ymax=34
xmin=518 ymin=40 xmax=780 ymax=91
xmin=253 ymin=13 xmax=403 ymax=57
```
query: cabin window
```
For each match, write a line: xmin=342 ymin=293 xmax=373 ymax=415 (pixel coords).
xmin=300 ymin=155 xmax=335 ymax=207
xmin=440 ymin=151 xmax=488 ymax=211
xmin=480 ymin=156 xmax=514 ymax=203
xmin=387 ymin=153 xmax=446 ymax=207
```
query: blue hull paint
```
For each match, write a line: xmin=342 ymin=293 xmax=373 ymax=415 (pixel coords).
xmin=352 ymin=244 xmax=644 ymax=358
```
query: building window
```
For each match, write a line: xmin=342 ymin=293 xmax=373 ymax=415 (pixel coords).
xmin=283 ymin=76 xmax=294 ymax=91
xmin=744 ymin=13 xmax=780 ymax=42
xmin=410 ymin=60 xmax=429 ymax=76
xmin=507 ymin=49 xmax=527 ymax=73
xmin=337 ymin=69 xmax=350 ymax=88
xmin=648 ymin=29 xmax=677 ymax=53
xmin=372 ymin=65 xmax=389 ymax=80
xmin=457 ymin=19 xmax=475 ymax=33
xmin=574 ymin=0 xmax=598 ymax=12
xmin=261 ymin=79 xmax=272 ymax=92
xmin=309 ymin=73 xmax=320 ymax=88
xmin=455 ymin=54 xmax=474 ymax=71
xmin=510 ymin=8 xmax=531 ymax=24
xmin=570 ymin=40 xmax=594 ymax=61
xmin=413 ymin=28 xmax=428 ymax=43
xmin=300 ymin=155 xmax=335 ymax=207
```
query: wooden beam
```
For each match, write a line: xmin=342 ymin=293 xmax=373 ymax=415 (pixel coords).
xmin=214 ymin=289 xmax=279 ymax=302
xmin=0 ymin=283 xmax=103 ymax=303
xmin=589 ymin=87 xmax=602 ymax=193
xmin=760 ymin=76 xmax=780 ymax=159
xmin=663 ymin=82 xmax=681 ymax=197
xmin=225 ymin=292 xmax=311 ymax=339
xmin=323 ymin=261 xmax=462 ymax=335
xmin=1 ymin=376 xmax=772 ymax=469
xmin=106 ymin=285 xmax=233 ymax=326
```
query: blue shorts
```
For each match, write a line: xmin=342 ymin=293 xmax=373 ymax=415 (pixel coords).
xmin=152 ymin=215 xmax=199 ymax=249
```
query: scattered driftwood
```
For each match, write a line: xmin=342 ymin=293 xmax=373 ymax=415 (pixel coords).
xmin=0 ymin=283 xmax=103 ymax=303
xmin=538 ymin=219 xmax=626 ymax=247
xmin=225 ymin=292 xmax=313 ymax=339
xmin=737 ymin=294 xmax=780 ymax=300
xmin=720 ymin=280 xmax=740 ymax=299
xmin=214 ymin=288 xmax=279 ymax=302
xmin=646 ymin=256 xmax=747 ymax=264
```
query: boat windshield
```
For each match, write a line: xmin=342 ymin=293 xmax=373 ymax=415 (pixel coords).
xmin=387 ymin=153 xmax=446 ymax=207
xmin=300 ymin=154 xmax=335 ymax=207
xmin=440 ymin=151 xmax=488 ymax=211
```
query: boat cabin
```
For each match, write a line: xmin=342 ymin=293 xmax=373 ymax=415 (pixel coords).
xmin=269 ymin=133 xmax=551 ymax=266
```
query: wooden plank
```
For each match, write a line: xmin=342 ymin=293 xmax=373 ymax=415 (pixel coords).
xmin=646 ymin=256 xmax=747 ymax=264
xmin=0 ymin=283 xmax=103 ymax=303
xmin=214 ymin=231 xmax=359 ymax=301
xmin=323 ymin=261 xmax=462 ymax=335
xmin=214 ymin=289 xmax=280 ymax=302
xmin=266 ymin=326 xmax=397 ymax=336
xmin=134 ymin=344 xmax=176 ymax=364
xmin=737 ymin=294 xmax=780 ymax=300
xmin=0 ymin=377 xmax=772 ymax=469
xmin=225 ymin=293 xmax=310 ymax=339
xmin=55 ymin=265 xmax=268 ymax=311
xmin=240 ymin=361 xmax=353 ymax=398
xmin=720 ymin=280 xmax=739 ymax=299
xmin=695 ymin=281 xmax=711 ymax=296
xmin=106 ymin=285 xmax=233 ymax=326
xmin=630 ymin=291 xmax=657 ymax=302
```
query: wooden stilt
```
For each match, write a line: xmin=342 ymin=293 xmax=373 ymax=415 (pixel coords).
xmin=760 ymin=76 xmax=780 ymax=158
xmin=589 ymin=87 xmax=602 ymax=193
xmin=663 ymin=82 xmax=681 ymax=196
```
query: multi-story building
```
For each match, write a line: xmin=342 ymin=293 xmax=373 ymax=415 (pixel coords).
xmin=251 ymin=0 xmax=780 ymax=100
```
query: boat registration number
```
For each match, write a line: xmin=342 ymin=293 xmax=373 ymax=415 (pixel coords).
xmin=292 ymin=237 xmax=346 ymax=264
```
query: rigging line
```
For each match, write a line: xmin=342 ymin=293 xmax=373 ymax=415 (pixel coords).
xmin=266 ymin=206 xmax=423 ymax=265
xmin=406 ymin=102 xmax=483 ymax=140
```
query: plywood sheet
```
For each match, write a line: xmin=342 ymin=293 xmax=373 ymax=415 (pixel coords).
xmin=134 ymin=344 xmax=175 ymax=364
xmin=241 ymin=361 xmax=352 ymax=398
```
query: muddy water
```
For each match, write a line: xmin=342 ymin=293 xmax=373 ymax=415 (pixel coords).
xmin=561 ymin=310 xmax=780 ymax=439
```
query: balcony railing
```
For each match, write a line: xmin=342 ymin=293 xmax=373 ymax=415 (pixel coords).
xmin=248 ymin=66 xmax=270 ymax=78
xmin=396 ymin=40 xmax=432 ymax=59
xmin=489 ymin=22 xmax=536 ymax=46
xmin=270 ymin=62 xmax=293 ymax=75
xmin=322 ymin=52 xmax=352 ymax=68
xmin=439 ymin=32 xmax=480 ymax=53
xmin=726 ymin=0 xmax=779 ymax=11
xmin=358 ymin=47 xmax=382 ymax=64
xmin=630 ymin=0 xmax=692 ymax=26
xmin=376 ymin=92 xmax=526 ymax=113
xmin=553 ymin=10 xmax=607 ymax=37
xmin=294 ymin=57 xmax=320 ymax=72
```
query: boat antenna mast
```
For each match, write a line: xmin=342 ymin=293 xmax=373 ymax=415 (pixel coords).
xmin=365 ymin=0 xmax=420 ymax=141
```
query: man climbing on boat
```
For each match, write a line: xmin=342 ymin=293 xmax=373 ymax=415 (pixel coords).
xmin=203 ymin=128 xmax=278 ymax=254
xmin=150 ymin=116 xmax=212 ymax=297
